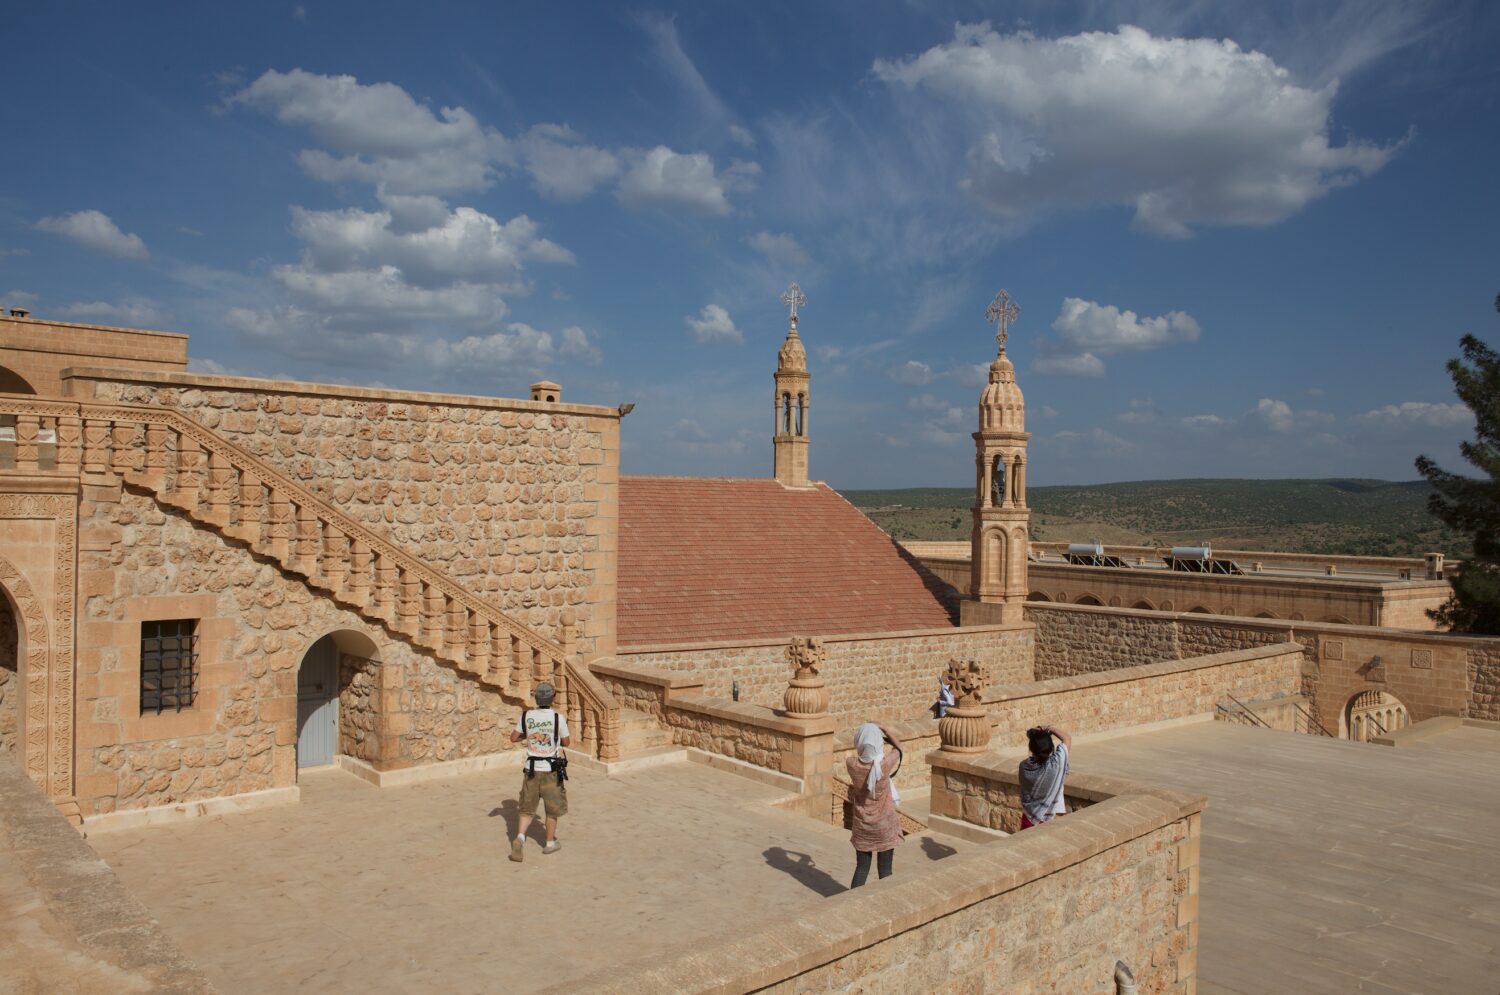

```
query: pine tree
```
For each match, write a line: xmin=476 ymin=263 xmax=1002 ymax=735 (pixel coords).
xmin=1415 ymin=298 xmax=1500 ymax=632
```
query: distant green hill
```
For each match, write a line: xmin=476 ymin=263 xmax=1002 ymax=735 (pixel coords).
xmin=840 ymin=479 xmax=1469 ymax=558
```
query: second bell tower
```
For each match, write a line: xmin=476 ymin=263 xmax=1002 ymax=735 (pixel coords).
xmin=773 ymin=282 xmax=811 ymax=488
xmin=970 ymin=290 xmax=1031 ymax=620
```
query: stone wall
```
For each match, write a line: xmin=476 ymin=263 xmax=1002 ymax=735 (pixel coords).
xmin=988 ymin=644 xmax=1304 ymax=744
xmin=620 ymin=623 xmax=1034 ymax=724
xmin=0 ymin=593 xmax=16 ymax=754
xmin=1029 ymin=607 xmax=1180 ymax=678
xmin=1470 ymin=646 xmax=1500 ymax=721
xmin=1025 ymin=602 xmax=1489 ymax=736
xmin=662 ymin=694 xmax=796 ymax=772
xmin=74 ymin=481 xmax=524 ymax=817
xmin=559 ymin=774 xmax=1204 ymax=995
xmin=76 ymin=370 xmax=621 ymax=660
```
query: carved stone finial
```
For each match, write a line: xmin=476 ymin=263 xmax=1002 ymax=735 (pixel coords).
xmin=938 ymin=658 xmax=991 ymax=753
xmin=783 ymin=636 xmax=829 ymax=717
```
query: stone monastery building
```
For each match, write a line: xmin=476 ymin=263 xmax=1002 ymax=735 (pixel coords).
xmin=2 ymin=298 xmax=1499 ymax=992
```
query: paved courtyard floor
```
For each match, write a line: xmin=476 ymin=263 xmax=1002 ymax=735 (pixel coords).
xmin=1079 ymin=721 xmax=1500 ymax=995
xmin=87 ymin=759 xmax=968 ymax=993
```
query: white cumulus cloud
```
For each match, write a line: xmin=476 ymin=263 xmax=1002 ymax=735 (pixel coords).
xmin=56 ymin=298 xmax=165 ymax=327
xmin=685 ymin=304 xmax=743 ymax=345
xmin=875 ymin=24 xmax=1404 ymax=237
xmin=1036 ymin=298 xmax=1199 ymax=377
xmin=35 ymin=210 xmax=149 ymax=260
xmin=519 ymin=124 xmax=622 ymax=200
xmin=616 ymin=147 xmax=759 ymax=215
xmin=232 ymin=69 xmax=511 ymax=195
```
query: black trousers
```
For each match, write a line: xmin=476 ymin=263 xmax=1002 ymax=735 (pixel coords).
xmin=850 ymin=848 xmax=894 ymax=888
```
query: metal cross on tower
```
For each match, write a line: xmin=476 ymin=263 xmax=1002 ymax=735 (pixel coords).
xmin=781 ymin=282 xmax=807 ymax=321
xmin=986 ymin=290 xmax=1019 ymax=350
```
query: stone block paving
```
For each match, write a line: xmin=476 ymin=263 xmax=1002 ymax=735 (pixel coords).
xmin=1078 ymin=722 xmax=1500 ymax=995
xmin=88 ymin=761 xmax=966 ymax=993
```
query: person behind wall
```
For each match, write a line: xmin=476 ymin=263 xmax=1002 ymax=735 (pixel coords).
xmin=1018 ymin=724 xmax=1071 ymax=830
xmin=932 ymin=677 xmax=955 ymax=719
xmin=846 ymin=722 xmax=904 ymax=888
xmin=508 ymin=681 xmax=570 ymax=862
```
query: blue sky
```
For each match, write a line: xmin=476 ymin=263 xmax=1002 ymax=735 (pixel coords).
xmin=3 ymin=1 xmax=1496 ymax=488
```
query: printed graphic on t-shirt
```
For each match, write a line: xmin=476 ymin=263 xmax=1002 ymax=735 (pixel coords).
xmin=517 ymin=709 xmax=569 ymax=771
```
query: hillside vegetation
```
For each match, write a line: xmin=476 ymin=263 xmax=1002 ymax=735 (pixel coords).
xmin=841 ymin=479 xmax=1470 ymax=558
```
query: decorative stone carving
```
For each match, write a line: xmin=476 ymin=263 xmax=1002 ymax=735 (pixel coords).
xmin=938 ymin=658 xmax=990 ymax=753
xmin=782 ymin=636 xmax=829 ymax=717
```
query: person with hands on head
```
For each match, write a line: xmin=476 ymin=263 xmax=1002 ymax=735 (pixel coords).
xmin=846 ymin=722 xmax=904 ymax=888
xmin=1018 ymin=723 xmax=1072 ymax=830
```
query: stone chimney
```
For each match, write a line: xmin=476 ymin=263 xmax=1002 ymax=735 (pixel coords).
xmin=530 ymin=380 xmax=561 ymax=403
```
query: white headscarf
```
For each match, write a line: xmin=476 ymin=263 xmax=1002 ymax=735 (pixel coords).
xmin=854 ymin=723 xmax=901 ymax=806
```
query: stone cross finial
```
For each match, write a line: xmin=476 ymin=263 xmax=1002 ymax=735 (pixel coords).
xmin=786 ymin=636 xmax=825 ymax=679
xmin=781 ymin=282 xmax=807 ymax=322
xmin=783 ymin=636 xmax=829 ymax=717
xmin=938 ymin=658 xmax=990 ymax=753
xmin=985 ymin=290 xmax=1019 ymax=351
xmin=944 ymin=658 xmax=985 ymax=708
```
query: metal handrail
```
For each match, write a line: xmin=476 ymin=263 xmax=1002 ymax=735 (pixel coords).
xmin=1225 ymin=693 xmax=1276 ymax=730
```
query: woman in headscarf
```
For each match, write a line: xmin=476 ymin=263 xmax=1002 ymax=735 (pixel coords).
xmin=846 ymin=722 xmax=904 ymax=888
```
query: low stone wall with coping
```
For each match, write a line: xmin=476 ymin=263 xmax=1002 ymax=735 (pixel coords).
xmin=551 ymin=762 xmax=1205 ymax=994
xmin=591 ymin=658 xmax=836 ymax=791
xmin=1024 ymin=601 xmax=1495 ymax=735
xmin=985 ymin=643 xmax=1304 ymax=741
xmin=618 ymin=622 xmax=1034 ymax=725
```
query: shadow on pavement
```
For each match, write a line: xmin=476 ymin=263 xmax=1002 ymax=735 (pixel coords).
xmin=488 ymin=800 xmax=521 ymax=837
xmin=763 ymin=846 xmax=847 ymax=897
xmin=919 ymin=836 xmax=957 ymax=861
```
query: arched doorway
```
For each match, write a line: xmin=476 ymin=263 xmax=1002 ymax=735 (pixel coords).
xmin=1132 ymin=600 xmax=1156 ymax=610
xmin=1343 ymin=690 xmax=1409 ymax=742
xmin=296 ymin=630 xmax=380 ymax=770
xmin=1027 ymin=591 xmax=1052 ymax=602
xmin=1076 ymin=594 xmax=1104 ymax=606
xmin=0 ymin=588 xmax=19 ymax=756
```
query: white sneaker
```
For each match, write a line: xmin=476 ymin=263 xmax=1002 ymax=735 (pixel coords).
xmin=542 ymin=840 xmax=562 ymax=855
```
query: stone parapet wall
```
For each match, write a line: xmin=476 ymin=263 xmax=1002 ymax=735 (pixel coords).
xmin=620 ymin=623 xmax=1034 ymax=724
xmin=71 ymin=368 xmax=621 ymax=660
xmin=663 ymin=694 xmax=801 ymax=772
xmin=987 ymin=643 xmax=1304 ymax=743
xmin=555 ymin=770 xmax=1205 ymax=995
xmin=1030 ymin=606 xmax=1180 ymax=678
xmin=1466 ymin=647 xmax=1500 ymax=721
xmin=74 ymin=482 xmax=525 ymax=817
xmin=0 ymin=759 xmax=217 ymax=992
xmin=1025 ymin=601 xmax=1499 ymax=735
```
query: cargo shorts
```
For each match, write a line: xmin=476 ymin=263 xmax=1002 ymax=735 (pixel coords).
xmin=518 ymin=768 xmax=568 ymax=818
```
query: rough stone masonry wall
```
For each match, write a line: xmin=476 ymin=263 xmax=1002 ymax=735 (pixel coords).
xmin=0 ymin=594 xmax=16 ymax=754
xmin=1466 ymin=646 xmax=1500 ymax=721
xmin=75 ymin=485 xmax=523 ymax=816
xmin=86 ymin=377 xmax=617 ymax=660
xmin=661 ymin=694 xmax=795 ymax=771
xmin=622 ymin=625 xmax=1033 ymax=724
xmin=986 ymin=645 xmax=1304 ymax=743
xmin=1027 ymin=604 xmax=1180 ymax=678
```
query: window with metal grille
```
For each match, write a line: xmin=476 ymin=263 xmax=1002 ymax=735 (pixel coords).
xmin=140 ymin=619 xmax=199 ymax=713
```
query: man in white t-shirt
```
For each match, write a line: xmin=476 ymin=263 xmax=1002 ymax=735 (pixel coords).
xmin=508 ymin=681 xmax=570 ymax=862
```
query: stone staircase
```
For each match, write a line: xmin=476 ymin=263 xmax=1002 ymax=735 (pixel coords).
xmin=0 ymin=394 xmax=621 ymax=759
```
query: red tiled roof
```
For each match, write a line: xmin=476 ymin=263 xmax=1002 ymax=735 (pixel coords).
xmin=618 ymin=477 xmax=957 ymax=647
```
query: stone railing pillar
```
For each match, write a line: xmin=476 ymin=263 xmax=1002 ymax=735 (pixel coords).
xmin=937 ymin=658 xmax=991 ymax=754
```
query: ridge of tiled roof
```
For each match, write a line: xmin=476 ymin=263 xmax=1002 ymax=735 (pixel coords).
xmin=618 ymin=476 xmax=958 ymax=648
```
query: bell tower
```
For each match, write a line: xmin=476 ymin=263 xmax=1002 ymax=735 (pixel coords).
xmin=970 ymin=290 xmax=1030 ymax=620
xmin=773 ymin=282 xmax=811 ymax=488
